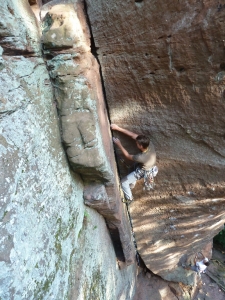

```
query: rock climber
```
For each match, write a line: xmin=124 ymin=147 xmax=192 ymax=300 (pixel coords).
xmin=111 ymin=124 xmax=157 ymax=203
xmin=182 ymin=254 xmax=210 ymax=275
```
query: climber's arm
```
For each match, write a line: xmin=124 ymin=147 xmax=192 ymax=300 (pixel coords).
xmin=111 ymin=124 xmax=138 ymax=140
xmin=112 ymin=137 xmax=134 ymax=161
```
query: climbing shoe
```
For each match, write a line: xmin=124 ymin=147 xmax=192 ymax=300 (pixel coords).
xmin=122 ymin=198 xmax=134 ymax=205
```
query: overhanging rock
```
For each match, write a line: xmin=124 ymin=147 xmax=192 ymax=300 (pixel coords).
xmin=85 ymin=0 xmax=225 ymax=281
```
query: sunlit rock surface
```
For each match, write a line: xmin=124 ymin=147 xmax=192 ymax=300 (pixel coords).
xmin=1 ymin=0 xmax=225 ymax=298
xmin=86 ymin=0 xmax=225 ymax=285
xmin=0 ymin=1 xmax=136 ymax=299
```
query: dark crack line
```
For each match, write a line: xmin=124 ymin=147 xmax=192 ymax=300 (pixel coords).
xmin=18 ymin=63 xmax=45 ymax=79
xmin=0 ymin=100 xmax=32 ymax=119
xmin=125 ymin=204 xmax=140 ymax=266
xmin=51 ymin=82 xmax=64 ymax=91
xmin=8 ymin=85 xmax=22 ymax=93
xmin=77 ymin=124 xmax=94 ymax=149
xmin=83 ymin=0 xmax=111 ymax=124
xmin=83 ymin=1 xmax=129 ymax=198
xmin=0 ymin=109 xmax=17 ymax=118
xmin=1 ymin=48 xmax=39 ymax=57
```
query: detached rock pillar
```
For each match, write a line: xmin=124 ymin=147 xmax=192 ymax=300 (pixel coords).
xmin=41 ymin=0 xmax=135 ymax=266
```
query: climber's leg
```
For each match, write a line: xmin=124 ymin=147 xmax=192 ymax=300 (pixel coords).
xmin=121 ymin=171 xmax=137 ymax=201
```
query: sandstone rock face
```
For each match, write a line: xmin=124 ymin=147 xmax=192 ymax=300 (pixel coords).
xmin=0 ymin=1 xmax=136 ymax=299
xmin=41 ymin=2 xmax=113 ymax=183
xmin=1 ymin=0 xmax=225 ymax=298
xmin=134 ymin=268 xmax=198 ymax=300
xmin=40 ymin=0 xmax=135 ymax=266
xmin=0 ymin=0 xmax=40 ymax=54
xmin=86 ymin=0 xmax=225 ymax=285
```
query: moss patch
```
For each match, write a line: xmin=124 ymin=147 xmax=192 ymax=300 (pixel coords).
xmin=83 ymin=268 xmax=106 ymax=300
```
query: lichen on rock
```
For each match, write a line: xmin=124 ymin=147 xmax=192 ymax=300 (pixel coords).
xmin=0 ymin=1 xmax=136 ymax=299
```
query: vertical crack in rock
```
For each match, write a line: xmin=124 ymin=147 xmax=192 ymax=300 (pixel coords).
xmin=0 ymin=1 xmax=137 ymax=299
xmin=40 ymin=1 xmax=135 ymax=266
xmin=82 ymin=0 xmax=140 ymax=267
xmin=83 ymin=0 xmax=111 ymax=123
xmin=83 ymin=0 xmax=153 ymax=270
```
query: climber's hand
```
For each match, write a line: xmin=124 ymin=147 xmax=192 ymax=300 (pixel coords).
xmin=113 ymin=137 xmax=122 ymax=147
xmin=111 ymin=124 xmax=120 ymax=131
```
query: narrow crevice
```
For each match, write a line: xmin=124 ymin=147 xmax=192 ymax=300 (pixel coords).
xmin=107 ymin=226 xmax=126 ymax=263
xmin=1 ymin=48 xmax=37 ymax=57
xmin=83 ymin=0 xmax=111 ymax=124
xmin=126 ymin=203 xmax=140 ymax=265
xmin=83 ymin=0 xmax=123 ymax=187
xmin=83 ymin=1 xmax=137 ymax=266
xmin=83 ymin=0 xmax=126 ymax=196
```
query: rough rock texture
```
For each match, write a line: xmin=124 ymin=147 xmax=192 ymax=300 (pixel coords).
xmin=86 ymin=0 xmax=225 ymax=286
xmin=133 ymin=247 xmax=225 ymax=300
xmin=40 ymin=0 xmax=135 ymax=266
xmin=0 ymin=1 xmax=136 ymax=299
xmin=1 ymin=0 xmax=225 ymax=298
xmin=0 ymin=0 xmax=40 ymax=55
xmin=41 ymin=2 xmax=112 ymax=182
xmin=134 ymin=268 xmax=196 ymax=300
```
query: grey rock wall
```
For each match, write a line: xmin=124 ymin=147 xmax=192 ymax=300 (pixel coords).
xmin=0 ymin=1 xmax=136 ymax=299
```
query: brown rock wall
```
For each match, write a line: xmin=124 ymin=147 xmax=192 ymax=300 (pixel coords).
xmin=86 ymin=0 xmax=225 ymax=284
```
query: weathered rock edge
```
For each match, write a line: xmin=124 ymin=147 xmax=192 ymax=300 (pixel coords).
xmin=40 ymin=0 xmax=135 ymax=265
